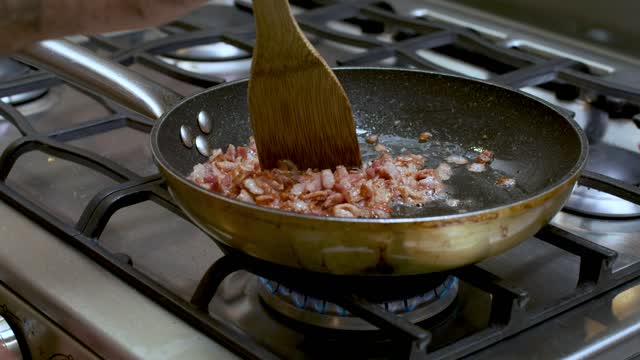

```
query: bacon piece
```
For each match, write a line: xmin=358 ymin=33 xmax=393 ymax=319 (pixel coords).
xmin=436 ymin=162 xmax=452 ymax=181
xmin=225 ymin=144 xmax=236 ymax=161
xmin=446 ymin=199 xmax=460 ymax=207
xmin=237 ymin=189 xmax=255 ymax=204
xmin=475 ymin=149 xmax=494 ymax=164
xmin=374 ymin=143 xmax=388 ymax=154
xmin=255 ymin=194 xmax=277 ymax=206
xmin=243 ymin=178 xmax=264 ymax=195
xmin=331 ymin=204 xmax=361 ymax=218
xmin=300 ymin=190 xmax=331 ymax=201
xmin=496 ymin=176 xmax=516 ymax=187
xmin=321 ymin=169 xmax=335 ymax=190
xmin=445 ymin=155 xmax=468 ymax=165
xmin=291 ymin=199 xmax=310 ymax=212
xmin=323 ymin=193 xmax=344 ymax=208
xmin=377 ymin=161 xmax=400 ymax=180
xmin=419 ymin=132 xmax=432 ymax=142
xmin=216 ymin=161 xmax=236 ymax=171
xmin=467 ymin=163 xmax=486 ymax=173
xmin=290 ymin=183 xmax=305 ymax=196
xmin=366 ymin=135 xmax=379 ymax=144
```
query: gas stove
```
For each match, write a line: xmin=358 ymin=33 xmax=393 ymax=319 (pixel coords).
xmin=0 ymin=1 xmax=639 ymax=359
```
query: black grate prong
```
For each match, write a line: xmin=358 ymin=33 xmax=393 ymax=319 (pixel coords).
xmin=339 ymin=295 xmax=432 ymax=359
xmin=191 ymin=255 xmax=244 ymax=310
xmin=454 ymin=265 xmax=529 ymax=326
xmin=537 ymin=225 xmax=617 ymax=285
xmin=579 ymin=170 xmax=640 ymax=205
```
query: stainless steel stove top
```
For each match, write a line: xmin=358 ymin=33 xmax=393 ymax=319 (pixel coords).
xmin=0 ymin=1 xmax=639 ymax=359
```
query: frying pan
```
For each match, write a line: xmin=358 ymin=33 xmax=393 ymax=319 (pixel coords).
xmin=17 ymin=40 xmax=587 ymax=276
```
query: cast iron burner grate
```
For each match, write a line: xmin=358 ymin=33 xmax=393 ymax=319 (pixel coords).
xmin=1 ymin=1 xmax=640 ymax=359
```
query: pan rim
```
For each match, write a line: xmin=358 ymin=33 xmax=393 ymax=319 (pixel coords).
xmin=150 ymin=67 xmax=589 ymax=224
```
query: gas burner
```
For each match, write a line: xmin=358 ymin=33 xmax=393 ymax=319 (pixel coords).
xmin=163 ymin=4 xmax=252 ymax=62
xmin=565 ymin=143 xmax=640 ymax=218
xmin=258 ymin=276 xmax=458 ymax=331
xmin=159 ymin=3 xmax=254 ymax=81
xmin=0 ymin=58 xmax=48 ymax=105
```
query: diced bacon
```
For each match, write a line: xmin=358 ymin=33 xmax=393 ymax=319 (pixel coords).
xmin=237 ymin=146 xmax=249 ymax=160
xmin=365 ymin=167 xmax=376 ymax=179
xmin=191 ymin=163 xmax=207 ymax=180
xmin=378 ymin=161 xmax=400 ymax=180
xmin=255 ymin=194 xmax=276 ymax=206
xmin=291 ymin=199 xmax=310 ymax=212
xmin=331 ymin=204 xmax=361 ymax=218
xmin=366 ymin=135 xmax=379 ymax=144
xmin=360 ymin=180 xmax=375 ymax=200
xmin=300 ymin=190 xmax=331 ymax=201
xmin=496 ymin=176 xmax=516 ymax=187
xmin=374 ymin=143 xmax=388 ymax=153
xmin=237 ymin=189 xmax=255 ymax=204
xmin=467 ymin=163 xmax=486 ymax=173
xmin=304 ymin=173 xmax=323 ymax=192
xmin=475 ymin=149 xmax=494 ymax=164
xmin=396 ymin=154 xmax=425 ymax=166
xmin=436 ymin=162 xmax=453 ymax=181
xmin=323 ymin=193 xmax=344 ymax=208
xmin=419 ymin=132 xmax=432 ymax=142
xmin=446 ymin=199 xmax=460 ymax=207
xmin=335 ymin=165 xmax=349 ymax=182
xmin=243 ymin=178 xmax=264 ymax=195
xmin=187 ymin=136 xmax=483 ymax=218
xmin=225 ymin=144 xmax=236 ymax=160
xmin=415 ymin=169 xmax=437 ymax=181
xmin=446 ymin=155 xmax=468 ymax=165
xmin=321 ymin=169 xmax=335 ymax=189
xmin=209 ymin=149 xmax=223 ymax=161
xmin=216 ymin=161 xmax=236 ymax=171
xmin=290 ymin=183 xmax=305 ymax=195
xmin=372 ymin=208 xmax=391 ymax=218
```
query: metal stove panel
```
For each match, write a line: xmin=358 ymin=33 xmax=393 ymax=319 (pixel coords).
xmin=0 ymin=202 xmax=237 ymax=360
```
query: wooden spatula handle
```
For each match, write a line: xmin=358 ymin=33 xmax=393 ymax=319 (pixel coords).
xmin=252 ymin=0 xmax=313 ymax=59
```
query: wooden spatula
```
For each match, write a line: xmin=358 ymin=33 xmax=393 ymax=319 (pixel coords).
xmin=248 ymin=0 xmax=362 ymax=170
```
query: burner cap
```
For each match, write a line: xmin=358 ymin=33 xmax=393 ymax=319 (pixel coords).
xmin=565 ymin=143 xmax=640 ymax=218
xmin=258 ymin=276 xmax=458 ymax=331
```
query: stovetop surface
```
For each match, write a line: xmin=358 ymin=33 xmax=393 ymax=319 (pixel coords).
xmin=445 ymin=0 xmax=640 ymax=60
xmin=0 ymin=1 xmax=639 ymax=359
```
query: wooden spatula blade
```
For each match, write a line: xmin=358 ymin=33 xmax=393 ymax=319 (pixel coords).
xmin=248 ymin=0 xmax=362 ymax=170
xmin=249 ymin=64 xmax=361 ymax=170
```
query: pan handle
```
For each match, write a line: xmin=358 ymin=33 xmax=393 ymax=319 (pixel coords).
xmin=15 ymin=39 xmax=182 ymax=120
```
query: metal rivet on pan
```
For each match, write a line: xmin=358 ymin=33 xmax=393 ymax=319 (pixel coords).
xmin=195 ymin=135 xmax=211 ymax=157
xmin=198 ymin=110 xmax=212 ymax=134
xmin=180 ymin=125 xmax=194 ymax=148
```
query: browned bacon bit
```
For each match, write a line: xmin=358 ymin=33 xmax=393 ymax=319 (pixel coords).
xmin=436 ymin=162 xmax=453 ymax=181
xmin=419 ymin=132 xmax=432 ymax=143
xmin=188 ymin=137 xmax=448 ymax=218
xmin=366 ymin=135 xmax=379 ymax=144
xmin=467 ymin=162 xmax=486 ymax=173
xmin=475 ymin=149 xmax=494 ymax=164
xmin=374 ymin=143 xmax=389 ymax=154
xmin=445 ymin=155 xmax=468 ymax=165
xmin=496 ymin=176 xmax=516 ymax=187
